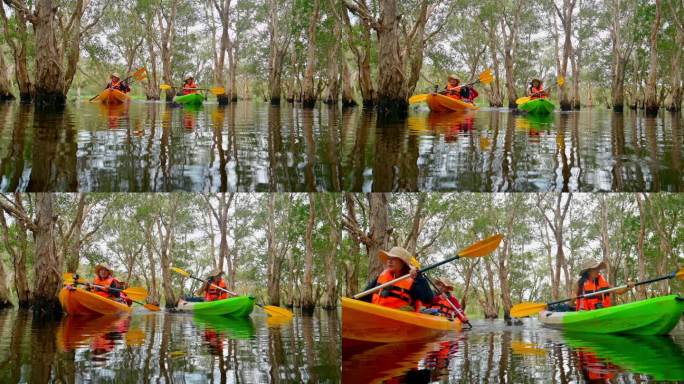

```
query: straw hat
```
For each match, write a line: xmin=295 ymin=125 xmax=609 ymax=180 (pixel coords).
xmin=378 ymin=246 xmax=413 ymax=267
xmin=94 ymin=264 xmax=113 ymax=276
xmin=447 ymin=74 xmax=460 ymax=83
xmin=579 ymin=258 xmax=606 ymax=275
xmin=111 ymin=72 xmax=120 ymax=79
xmin=185 ymin=74 xmax=194 ymax=80
xmin=207 ymin=269 xmax=224 ymax=278
xmin=434 ymin=277 xmax=455 ymax=291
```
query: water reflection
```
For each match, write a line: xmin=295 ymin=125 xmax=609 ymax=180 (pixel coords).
xmin=0 ymin=102 xmax=681 ymax=192
xmin=0 ymin=309 xmax=339 ymax=383
xmin=342 ymin=319 xmax=684 ymax=383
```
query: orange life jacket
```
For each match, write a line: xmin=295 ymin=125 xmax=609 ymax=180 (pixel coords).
xmin=93 ymin=276 xmax=116 ymax=298
xmin=371 ymin=268 xmax=415 ymax=309
xmin=429 ymin=295 xmax=458 ymax=319
xmin=530 ymin=86 xmax=546 ymax=99
xmin=445 ymin=84 xmax=461 ymax=100
xmin=183 ymin=81 xmax=198 ymax=95
xmin=205 ymin=278 xmax=228 ymax=301
xmin=576 ymin=274 xmax=612 ymax=310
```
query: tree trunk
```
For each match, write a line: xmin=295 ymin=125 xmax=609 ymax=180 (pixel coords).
xmin=341 ymin=5 xmax=375 ymax=107
xmin=32 ymin=194 xmax=62 ymax=319
xmin=30 ymin=1 xmax=66 ymax=106
xmin=0 ymin=200 xmax=31 ymax=308
xmin=158 ymin=0 xmax=178 ymax=102
xmin=0 ymin=5 xmax=33 ymax=102
xmin=266 ymin=195 xmax=283 ymax=305
xmin=301 ymin=0 xmax=320 ymax=108
xmin=301 ymin=193 xmax=316 ymax=313
xmin=668 ymin=2 xmax=684 ymax=111
xmin=0 ymin=256 xmax=12 ymax=308
xmin=484 ymin=19 xmax=503 ymax=107
xmin=556 ymin=0 xmax=576 ymax=111
xmin=500 ymin=8 xmax=521 ymax=109
xmin=634 ymin=193 xmax=647 ymax=299
xmin=374 ymin=0 xmax=409 ymax=119
xmin=268 ymin=0 xmax=289 ymax=105
xmin=341 ymin=59 xmax=357 ymax=107
xmin=212 ymin=0 xmax=232 ymax=105
xmin=325 ymin=3 xmax=342 ymax=106
xmin=0 ymin=50 xmax=14 ymax=100
xmin=366 ymin=193 xmax=390 ymax=280
xmin=643 ymin=0 xmax=661 ymax=116
xmin=322 ymin=198 xmax=340 ymax=310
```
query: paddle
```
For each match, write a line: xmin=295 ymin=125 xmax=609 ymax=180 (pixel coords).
xmin=409 ymin=69 xmax=495 ymax=105
xmin=423 ymin=275 xmax=473 ymax=329
xmin=353 ymin=234 xmax=503 ymax=299
xmin=510 ymin=267 xmax=684 ymax=318
xmin=516 ymin=77 xmax=565 ymax=105
xmin=159 ymin=84 xmax=226 ymax=95
xmin=90 ymin=67 xmax=147 ymax=102
xmin=170 ymin=266 xmax=294 ymax=319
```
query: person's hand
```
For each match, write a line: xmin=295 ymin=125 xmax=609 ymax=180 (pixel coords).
xmin=409 ymin=266 xmax=418 ymax=279
xmin=85 ymin=282 xmax=92 ymax=290
xmin=627 ymin=280 xmax=635 ymax=290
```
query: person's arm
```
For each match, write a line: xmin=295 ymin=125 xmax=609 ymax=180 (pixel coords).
xmin=411 ymin=275 xmax=434 ymax=304
xmin=359 ymin=279 xmax=378 ymax=303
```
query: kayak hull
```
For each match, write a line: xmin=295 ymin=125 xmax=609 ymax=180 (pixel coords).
xmin=519 ymin=98 xmax=555 ymax=115
xmin=539 ymin=295 xmax=684 ymax=335
xmin=59 ymin=287 xmax=132 ymax=316
xmin=174 ymin=93 xmax=204 ymax=105
xmin=177 ymin=296 xmax=255 ymax=317
xmin=99 ymin=89 xmax=129 ymax=105
xmin=426 ymin=93 xmax=479 ymax=112
xmin=342 ymin=297 xmax=461 ymax=344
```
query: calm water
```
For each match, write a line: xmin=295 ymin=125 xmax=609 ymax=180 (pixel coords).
xmin=342 ymin=319 xmax=684 ymax=383
xmin=0 ymin=102 xmax=681 ymax=192
xmin=0 ymin=309 xmax=339 ymax=383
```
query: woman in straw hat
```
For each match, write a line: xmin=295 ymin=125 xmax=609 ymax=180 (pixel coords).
xmin=105 ymin=73 xmax=131 ymax=93
xmin=527 ymin=78 xmax=547 ymax=100
xmin=86 ymin=264 xmax=129 ymax=304
xmin=197 ymin=269 xmax=230 ymax=301
xmin=442 ymin=74 xmax=478 ymax=104
xmin=426 ymin=277 xmax=469 ymax=323
xmin=575 ymin=258 xmax=634 ymax=311
xmin=360 ymin=246 xmax=433 ymax=311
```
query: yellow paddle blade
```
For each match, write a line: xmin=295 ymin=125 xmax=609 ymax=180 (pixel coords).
xmin=170 ymin=266 xmax=191 ymax=277
xmin=143 ymin=303 xmax=161 ymax=312
xmin=516 ymin=96 xmax=531 ymax=105
xmin=479 ymin=69 xmax=494 ymax=85
xmin=62 ymin=273 xmax=87 ymax=285
xmin=262 ymin=305 xmax=294 ymax=319
xmin=160 ymin=84 xmax=172 ymax=91
xmin=409 ymin=256 xmax=421 ymax=269
xmin=510 ymin=302 xmax=548 ymax=318
xmin=675 ymin=267 xmax=684 ymax=279
xmin=409 ymin=94 xmax=429 ymax=104
xmin=457 ymin=234 xmax=503 ymax=258
xmin=210 ymin=87 xmax=226 ymax=95
xmin=122 ymin=287 xmax=148 ymax=301
xmin=557 ymin=76 xmax=565 ymax=87
xmin=133 ymin=68 xmax=147 ymax=81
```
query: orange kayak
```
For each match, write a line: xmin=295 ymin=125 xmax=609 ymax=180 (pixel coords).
xmin=98 ymin=89 xmax=129 ymax=104
xmin=59 ymin=287 xmax=132 ymax=316
xmin=342 ymin=297 xmax=461 ymax=344
xmin=426 ymin=93 xmax=479 ymax=112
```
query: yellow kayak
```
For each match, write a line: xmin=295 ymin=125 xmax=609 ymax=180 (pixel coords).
xmin=97 ymin=89 xmax=129 ymax=105
xmin=342 ymin=297 xmax=461 ymax=344
xmin=426 ymin=93 xmax=479 ymax=112
xmin=59 ymin=287 xmax=132 ymax=316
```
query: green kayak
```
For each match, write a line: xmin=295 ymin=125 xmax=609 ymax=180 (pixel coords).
xmin=177 ymin=296 xmax=255 ymax=317
xmin=539 ymin=295 xmax=684 ymax=335
xmin=174 ymin=93 xmax=204 ymax=105
xmin=519 ymin=98 xmax=555 ymax=115
xmin=563 ymin=332 xmax=684 ymax=381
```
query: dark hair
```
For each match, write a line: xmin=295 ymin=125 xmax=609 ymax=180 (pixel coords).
xmin=577 ymin=271 xmax=589 ymax=296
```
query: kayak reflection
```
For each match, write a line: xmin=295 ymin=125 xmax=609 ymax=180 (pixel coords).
xmin=407 ymin=112 xmax=475 ymax=142
xmin=563 ymin=332 xmax=684 ymax=382
xmin=56 ymin=314 xmax=134 ymax=355
xmin=192 ymin=313 xmax=256 ymax=341
xmin=343 ymin=338 xmax=461 ymax=384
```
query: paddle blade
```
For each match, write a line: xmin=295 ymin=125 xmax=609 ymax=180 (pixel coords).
xmin=557 ymin=76 xmax=565 ymax=87
xmin=170 ymin=266 xmax=191 ymax=277
xmin=143 ymin=303 xmax=161 ymax=312
xmin=210 ymin=87 xmax=226 ymax=95
xmin=133 ymin=67 xmax=147 ymax=81
xmin=479 ymin=69 xmax=494 ymax=85
xmin=457 ymin=234 xmax=503 ymax=258
xmin=510 ymin=302 xmax=547 ymax=318
xmin=409 ymin=94 xmax=429 ymax=104
xmin=262 ymin=305 xmax=294 ymax=319
xmin=516 ymin=96 xmax=531 ymax=105
xmin=160 ymin=84 xmax=172 ymax=91
xmin=675 ymin=268 xmax=684 ymax=280
xmin=122 ymin=287 xmax=148 ymax=301
xmin=62 ymin=273 xmax=87 ymax=285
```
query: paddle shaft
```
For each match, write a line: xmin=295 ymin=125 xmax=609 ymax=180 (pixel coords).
xmin=547 ymin=272 xmax=677 ymax=306
xmin=424 ymin=275 xmax=471 ymax=327
xmin=353 ymin=254 xmax=462 ymax=299
xmin=70 ymin=280 xmax=132 ymax=295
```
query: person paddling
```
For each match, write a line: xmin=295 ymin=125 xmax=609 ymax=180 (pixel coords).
xmin=197 ymin=270 xmax=230 ymax=301
xmin=575 ymin=258 xmax=634 ymax=311
xmin=85 ymin=264 xmax=126 ymax=301
xmin=527 ymin=79 xmax=547 ymax=100
xmin=106 ymin=73 xmax=131 ymax=94
xmin=182 ymin=75 xmax=199 ymax=95
xmin=442 ymin=74 xmax=478 ymax=104
xmin=426 ymin=277 xmax=469 ymax=323
xmin=360 ymin=246 xmax=433 ymax=311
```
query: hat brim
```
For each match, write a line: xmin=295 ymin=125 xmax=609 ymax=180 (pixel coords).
xmin=378 ymin=250 xmax=410 ymax=266
xmin=580 ymin=261 xmax=606 ymax=275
